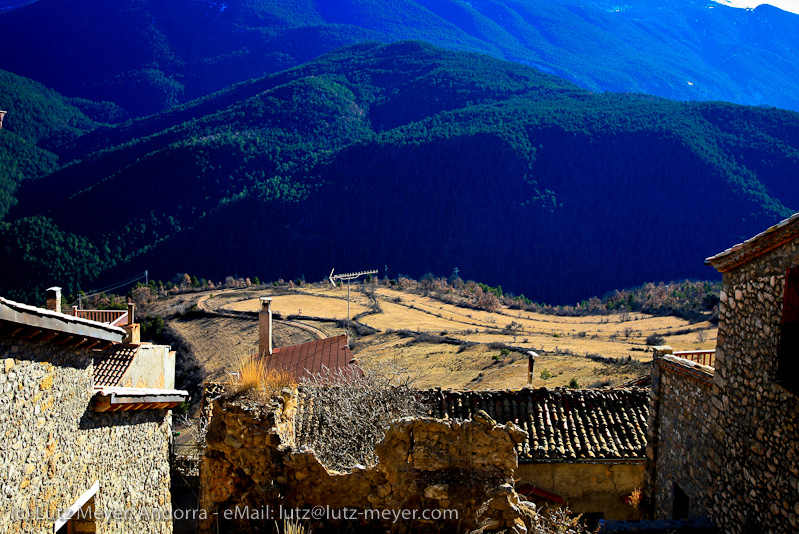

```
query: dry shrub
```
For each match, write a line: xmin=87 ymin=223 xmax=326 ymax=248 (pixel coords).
xmin=628 ymin=487 xmax=642 ymax=511
xmin=297 ymin=360 xmax=425 ymax=471
xmin=227 ymin=353 xmax=295 ymax=398
xmin=528 ymin=504 xmax=591 ymax=534
xmin=278 ymin=518 xmax=311 ymax=534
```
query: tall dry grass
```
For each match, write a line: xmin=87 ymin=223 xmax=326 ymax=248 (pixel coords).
xmin=227 ymin=353 xmax=295 ymax=398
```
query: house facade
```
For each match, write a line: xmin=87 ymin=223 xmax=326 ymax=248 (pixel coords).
xmin=430 ymin=387 xmax=649 ymax=522
xmin=0 ymin=288 xmax=187 ymax=533
xmin=645 ymin=213 xmax=799 ymax=533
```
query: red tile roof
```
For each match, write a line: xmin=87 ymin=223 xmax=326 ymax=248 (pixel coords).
xmin=428 ymin=387 xmax=649 ymax=462
xmin=266 ymin=334 xmax=361 ymax=380
xmin=93 ymin=344 xmax=138 ymax=386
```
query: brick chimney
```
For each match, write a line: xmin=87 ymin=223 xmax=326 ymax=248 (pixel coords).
xmin=259 ymin=297 xmax=273 ymax=356
xmin=45 ymin=287 xmax=62 ymax=313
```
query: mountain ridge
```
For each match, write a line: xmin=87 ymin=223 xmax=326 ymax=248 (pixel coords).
xmin=2 ymin=42 xmax=797 ymax=304
xmin=0 ymin=0 xmax=798 ymax=116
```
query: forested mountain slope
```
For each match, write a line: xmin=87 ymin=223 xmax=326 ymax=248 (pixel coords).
xmin=0 ymin=0 xmax=797 ymax=115
xmin=2 ymin=42 xmax=797 ymax=304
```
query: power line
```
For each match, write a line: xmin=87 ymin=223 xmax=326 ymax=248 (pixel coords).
xmin=77 ymin=270 xmax=149 ymax=306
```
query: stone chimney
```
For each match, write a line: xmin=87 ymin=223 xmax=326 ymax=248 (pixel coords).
xmin=123 ymin=303 xmax=140 ymax=344
xmin=259 ymin=297 xmax=273 ymax=356
xmin=527 ymin=351 xmax=538 ymax=385
xmin=45 ymin=287 xmax=62 ymax=313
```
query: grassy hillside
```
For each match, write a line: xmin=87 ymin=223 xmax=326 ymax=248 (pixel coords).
xmin=0 ymin=68 xmax=127 ymax=219
xmin=0 ymin=0 xmax=798 ymax=115
xmin=2 ymin=42 xmax=798 ymax=305
xmin=139 ymin=281 xmax=716 ymax=392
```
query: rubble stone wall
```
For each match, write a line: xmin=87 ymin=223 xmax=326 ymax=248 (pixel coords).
xmin=0 ymin=337 xmax=173 ymax=534
xmin=645 ymin=355 xmax=715 ymax=520
xmin=201 ymin=392 xmax=533 ymax=533
xmin=711 ymin=242 xmax=799 ymax=533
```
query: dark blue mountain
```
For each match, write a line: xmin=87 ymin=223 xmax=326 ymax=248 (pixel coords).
xmin=2 ymin=42 xmax=798 ymax=305
xmin=0 ymin=0 xmax=797 ymax=115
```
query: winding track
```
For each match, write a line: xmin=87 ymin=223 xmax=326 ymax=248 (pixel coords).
xmin=196 ymin=290 xmax=327 ymax=340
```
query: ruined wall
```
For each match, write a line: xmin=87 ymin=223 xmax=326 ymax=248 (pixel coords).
xmin=516 ymin=461 xmax=643 ymax=520
xmin=711 ymin=243 xmax=799 ymax=533
xmin=0 ymin=337 xmax=173 ymax=534
xmin=201 ymin=393 xmax=534 ymax=533
xmin=645 ymin=353 xmax=715 ymax=521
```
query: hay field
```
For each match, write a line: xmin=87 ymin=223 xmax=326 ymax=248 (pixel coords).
xmin=157 ymin=283 xmax=716 ymax=390
xmin=166 ymin=314 xmax=315 ymax=383
xmin=221 ymin=293 xmax=370 ymax=319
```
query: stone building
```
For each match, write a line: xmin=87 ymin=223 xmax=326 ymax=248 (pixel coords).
xmin=430 ymin=388 xmax=648 ymax=523
xmin=645 ymin=213 xmax=799 ymax=532
xmin=0 ymin=288 xmax=188 ymax=533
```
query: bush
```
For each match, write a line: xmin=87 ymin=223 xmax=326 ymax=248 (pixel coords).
xmin=646 ymin=333 xmax=666 ymax=346
xmin=297 ymin=361 xmax=425 ymax=470
xmin=529 ymin=504 xmax=592 ymax=533
xmin=227 ymin=353 xmax=294 ymax=399
xmin=540 ymin=368 xmax=553 ymax=380
xmin=568 ymin=378 xmax=580 ymax=389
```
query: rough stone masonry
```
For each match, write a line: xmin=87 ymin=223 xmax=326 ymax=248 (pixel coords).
xmin=0 ymin=336 xmax=173 ymax=534
xmin=200 ymin=389 xmax=537 ymax=533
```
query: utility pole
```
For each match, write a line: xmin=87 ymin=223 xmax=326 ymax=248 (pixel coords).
xmin=329 ymin=268 xmax=378 ymax=345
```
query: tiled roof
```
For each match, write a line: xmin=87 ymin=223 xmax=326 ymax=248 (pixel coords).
xmin=428 ymin=388 xmax=650 ymax=462
xmin=706 ymin=212 xmax=799 ymax=272
xmin=267 ymin=334 xmax=361 ymax=380
xmin=93 ymin=344 xmax=139 ymax=386
xmin=0 ymin=295 xmax=125 ymax=343
xmin=93 ymin=386 xmax=188 ymax=412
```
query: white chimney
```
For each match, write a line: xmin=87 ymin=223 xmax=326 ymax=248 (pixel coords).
xmin=259 ymin=297 xmax=273 ymax=356
xmin=45 ymin=287 xmax=62 ymax=313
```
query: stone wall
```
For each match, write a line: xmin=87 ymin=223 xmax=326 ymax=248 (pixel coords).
xmin=0 ymin=337 xmax=173 ymax=534
xmin=516 ymin=461 xmax=643 ymax=520
xmin=201 ymin=391 xmax=534 ymax=533
xmin=644 ymin=351 xmax=715 ymax=520
xmin=710 ymin=242 xmax=799 ymax=533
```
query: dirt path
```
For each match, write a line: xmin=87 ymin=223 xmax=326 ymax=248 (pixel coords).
xmin=196 ymin=289 xmax=236 ymax=313
xmin=196 ymin=289 xmax=327 ymax=340
xmin=278 ymin=320 xmax=327 ymax=340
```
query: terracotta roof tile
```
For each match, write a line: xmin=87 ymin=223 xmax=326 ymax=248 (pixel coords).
xmin=428 ymin=387 xmax=649 ymax=462
xmin=93 ymin=344 xmax=139 ymax=387
xmin=267 ymin=335 xmax=361 ymax=380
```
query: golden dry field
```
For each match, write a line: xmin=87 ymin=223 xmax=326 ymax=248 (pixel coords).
xmin=153 ymin=283 xmax=717 ymax=390
xmin=166 ymin=314 xmax=316 ymax=383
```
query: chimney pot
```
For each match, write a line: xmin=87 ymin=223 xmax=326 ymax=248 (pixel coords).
xmin=259 ymin=297 xmax=273 ymax=356
xmin=45 ymin=287 xmax=62 ymax=314
xmin=527 ymin=351 xmax=538 ymax=385
xmin=127 ymin=303 xmax=135 ymax=325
